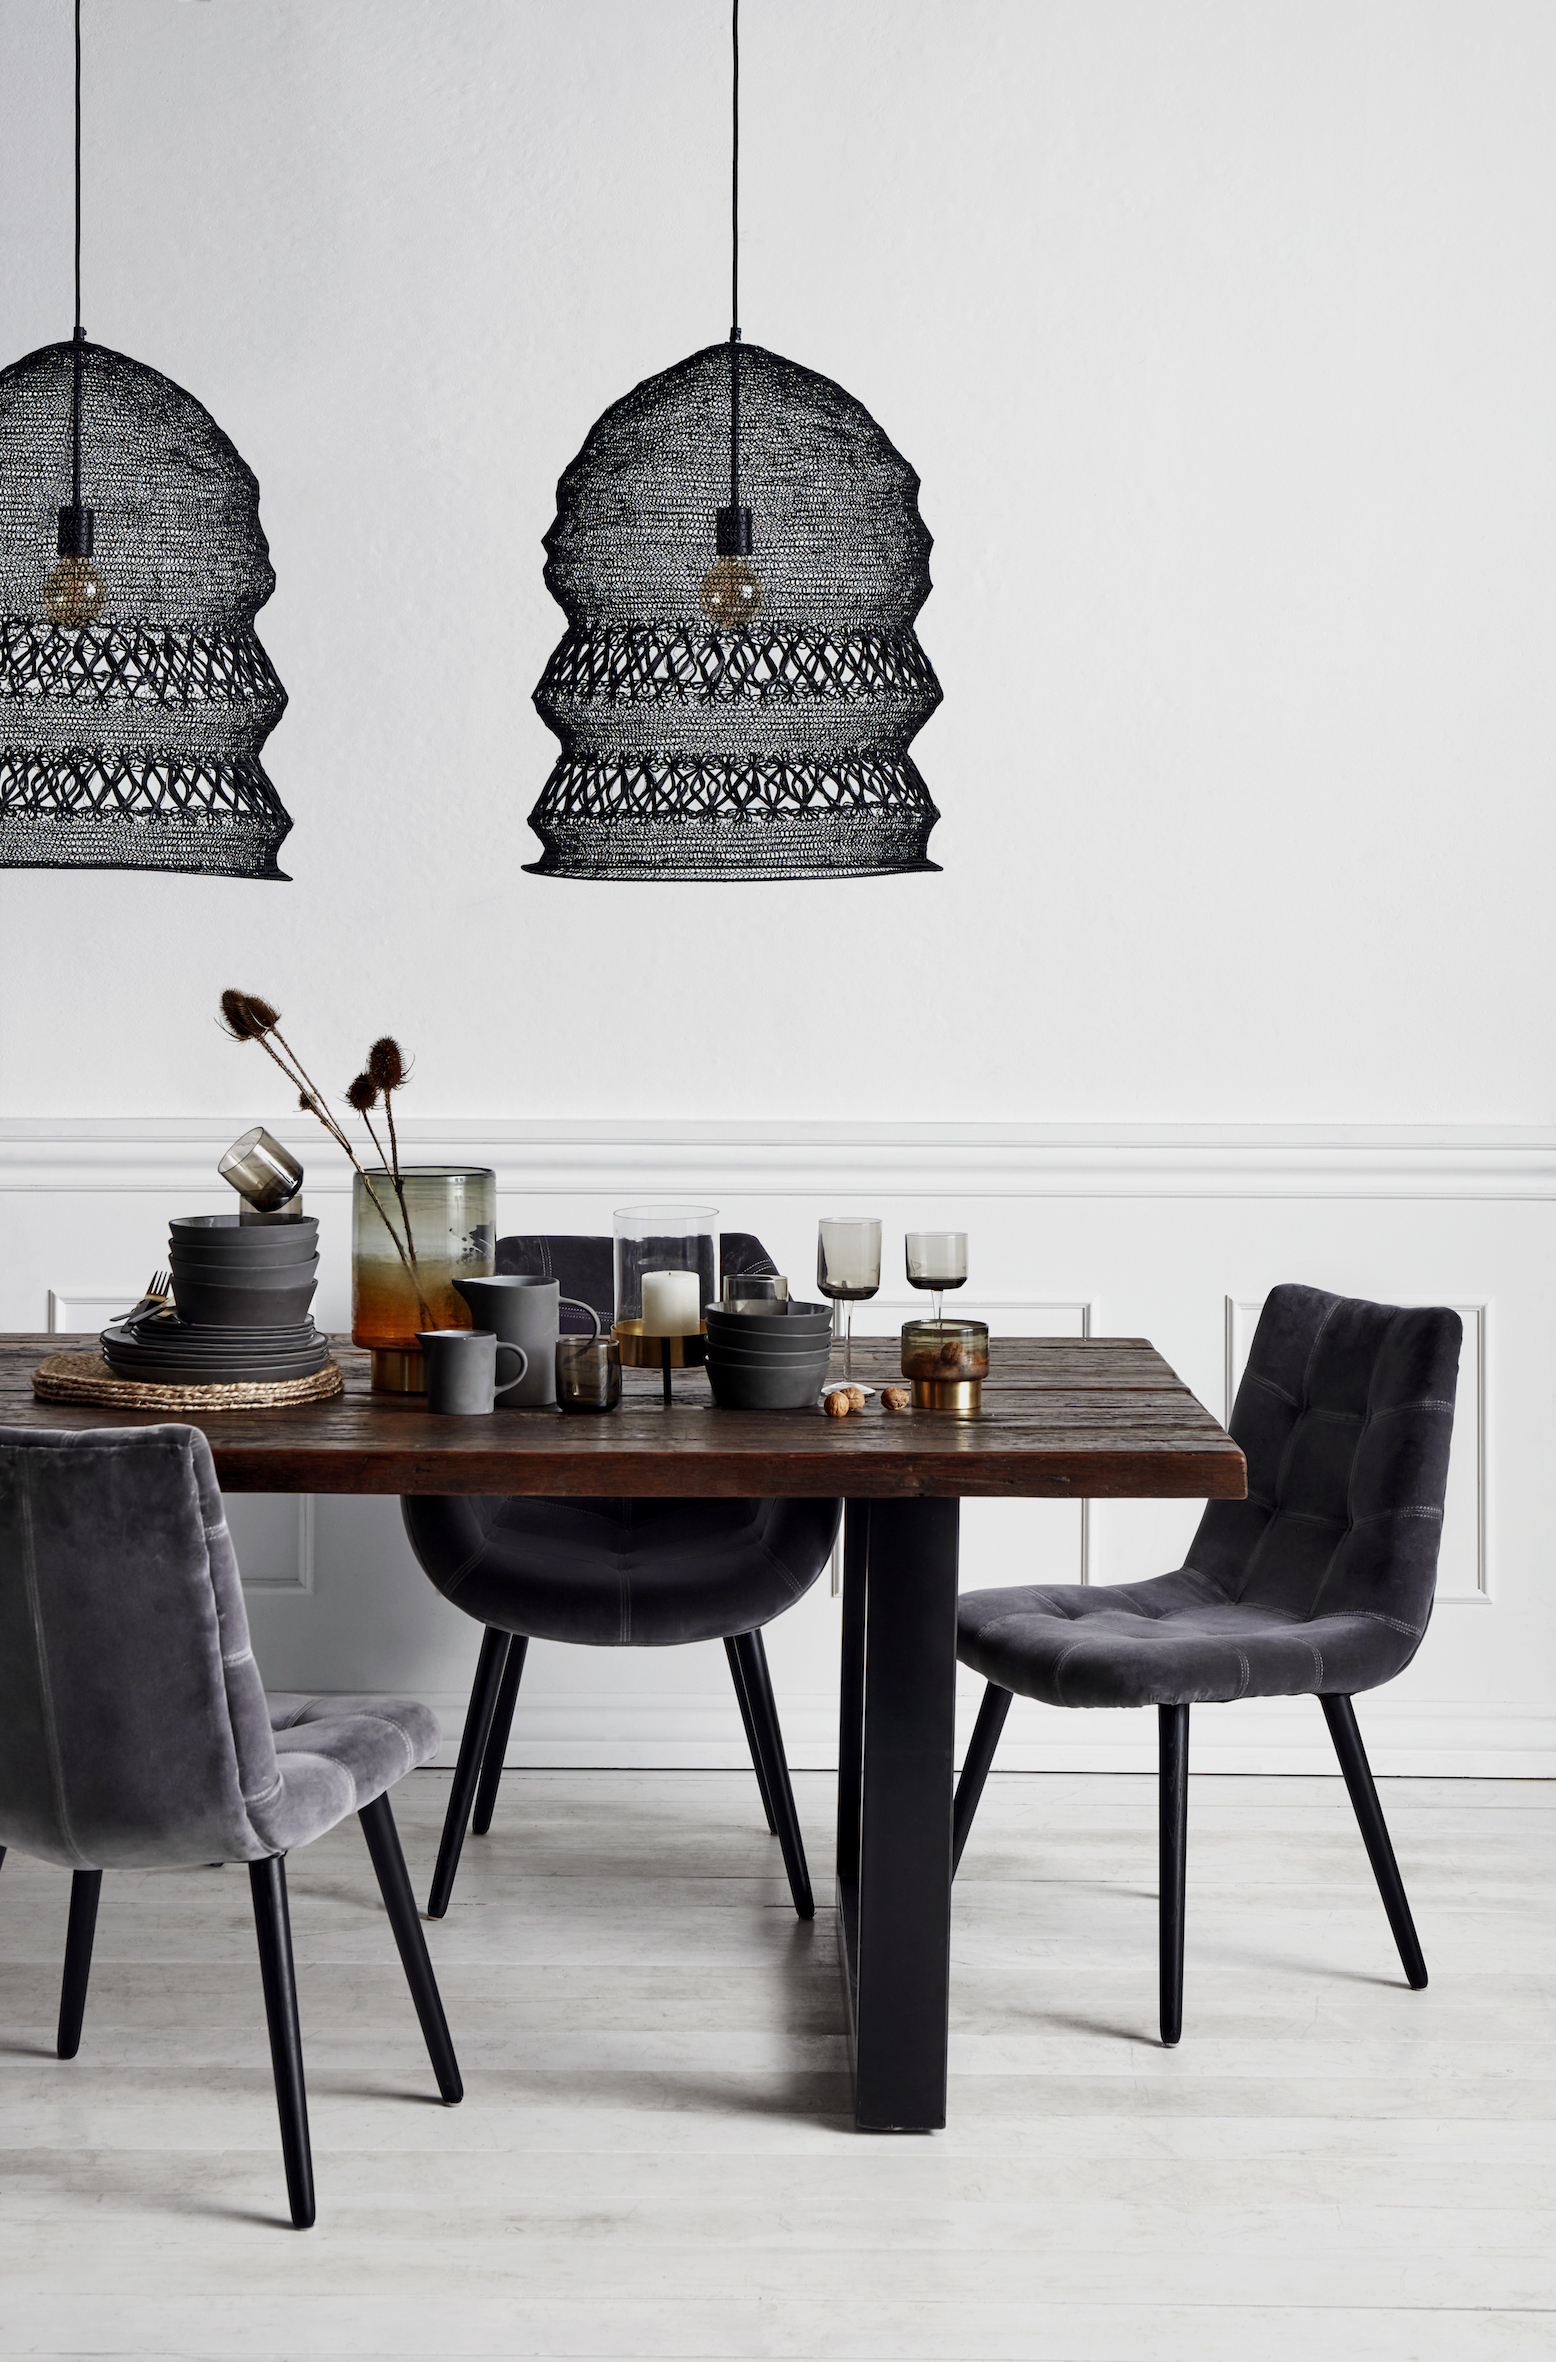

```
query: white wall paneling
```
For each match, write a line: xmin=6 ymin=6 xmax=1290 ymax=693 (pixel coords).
xmin=9 ymin=1119 xmax=1552 ymax=1777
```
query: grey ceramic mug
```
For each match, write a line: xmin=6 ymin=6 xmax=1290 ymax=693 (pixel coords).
xmin=453 ymin=1276 xmax=601 ymax=1408
xmin=417 ymin=1329 xmax=527 ymax=1416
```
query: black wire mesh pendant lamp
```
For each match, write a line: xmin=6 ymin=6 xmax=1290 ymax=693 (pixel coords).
xmin=0 ymin=0 xmax=291 ymax=878
xmin=527 ymin=2 xmax=943 ymax=881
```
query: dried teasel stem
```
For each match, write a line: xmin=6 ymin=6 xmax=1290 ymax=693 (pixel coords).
xmin=221 ymin=994 xmax=433 ymax=1328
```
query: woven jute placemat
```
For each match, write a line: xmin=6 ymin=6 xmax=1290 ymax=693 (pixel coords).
xmin=31 ymin=1351 xmax=345 ymax=1413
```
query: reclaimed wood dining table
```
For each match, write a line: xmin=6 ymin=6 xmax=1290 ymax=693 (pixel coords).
xmin=2 ymin=1330 xmax=1245 ymax=2133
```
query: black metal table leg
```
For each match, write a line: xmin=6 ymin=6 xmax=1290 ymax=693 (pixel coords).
xmin=836 ymin=1495 xmax=960 ymax=2132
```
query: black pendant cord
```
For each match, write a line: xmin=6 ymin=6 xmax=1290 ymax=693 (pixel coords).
xmin=729 ymin=0 xmax=740 ymax=514
xmin=70 ymin=0 xmax=84 ymax=510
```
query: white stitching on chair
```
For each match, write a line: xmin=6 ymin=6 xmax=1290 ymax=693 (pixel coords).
xmin=221 ymin=1645 xmax=255 ymax=1669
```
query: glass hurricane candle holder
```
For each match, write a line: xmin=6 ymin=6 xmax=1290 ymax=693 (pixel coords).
xmin=905 ymin=1230 xmax=968 ymax=1325
xmin=901 ymin=1315 xmax=989 ymax=1413
xmin=817 ymin=1216 xmax=881 ymax=1385
xmin=352 ymin=1166 xmax=496 ymax=1392
xmin=613 ymin=1204 xmax=717 ymax=1325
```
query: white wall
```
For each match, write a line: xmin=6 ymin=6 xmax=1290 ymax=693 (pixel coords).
xmin=2 ymin=6 xmax=1552 ymax=1772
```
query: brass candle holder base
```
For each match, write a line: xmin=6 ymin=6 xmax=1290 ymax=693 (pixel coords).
xmin=910 ymin=1375 xmax=983 ymax=1413
xmin=370 ymin=1346 xmax=427 ymax=1394
xmin=611 ymin=1321 xmax=708 ymax=1369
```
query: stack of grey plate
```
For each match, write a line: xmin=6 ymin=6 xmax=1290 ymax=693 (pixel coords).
xmin=168 ymin=1213 xmax=319 ymax=1328
xmin=101 ymin=1314 xmax=331 ymax=1388
xmin=703 ymin=1301 xmax=835 ymax=1410
xmin=100 ymin=1212 xmax=327 ymax=1387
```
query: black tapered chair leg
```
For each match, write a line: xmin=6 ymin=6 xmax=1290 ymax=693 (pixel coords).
xmin=473 ymin=1636 xmax=527 ymax=1837
xmin=1159 ymin=1703 xmax=1189 ymax=2047
xmin=952 ymin=1682 xmax=1013 ymax=1875
xmin=1321 ymin=1693 xmax=1428 ymax=1989
xmin=248 ymin=1855 xmax=315 ymax=2230
xmin=359 ymin=1794 xmax=463 ymax=2102
xmin=56 ymin=1869 xmax=102 ymax=2060
xmin=725 ymin=1636 xmax=778 ymax=1834
xmin=729 ymin=1629 xmax=813 ymax=1918
xmin=428 ymin=1625 xmax=512 ymax=1918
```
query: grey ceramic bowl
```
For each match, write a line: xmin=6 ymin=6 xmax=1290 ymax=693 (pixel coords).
xmin=705 ymin=1339 xmax=834 ymax=1369
xmin=170 ymin=1214 xmax=319 ymax=1240
xmin=168 ymin=1226 xmax=318 ymax=1263
xmin=171 ymin=1254 xmax=318 ymax=1287
xmin=706 ymin=1304 xmax=832 ymax=1337
xmin=170 ymin=1275 xmax=318 ymax=1328
xmin=706 ymin=1361 xmax=827 ymax=1412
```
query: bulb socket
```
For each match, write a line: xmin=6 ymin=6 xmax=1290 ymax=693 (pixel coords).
xmin=56 ymin=504 xmax=95 ymax=559
xmin=715 ymin=504 xmax=754 ymax=557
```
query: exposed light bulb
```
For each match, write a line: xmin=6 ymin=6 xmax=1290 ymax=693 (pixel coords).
xmin=700 ymin=500 xmax=761 ymax=632
xmin=44 ymin=555 xmax=106 ymax=625
xmin=46 ymin=503 xmax=106 ymax=626
xmin=699 ymin=556 xmax=762 ymax=629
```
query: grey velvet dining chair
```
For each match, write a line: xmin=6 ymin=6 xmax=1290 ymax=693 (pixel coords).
xmin=952 ymin=1284 xmax=1461 ymax=2046
xmin=0 ymin=1422 xmax=462 ymax=2230
xmin=403 ymin=1230 xmax=840 ymax=1924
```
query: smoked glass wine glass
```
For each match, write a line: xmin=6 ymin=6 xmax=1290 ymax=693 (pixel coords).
xmin=905 ymin=1230 xmax=968 ymax=1326
xmin=816 ymin=1217 xmax=881 ymax=1385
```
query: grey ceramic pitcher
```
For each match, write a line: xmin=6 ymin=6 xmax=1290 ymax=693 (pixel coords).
xmin=453 ymin=1275 xmax=600 ymax=1409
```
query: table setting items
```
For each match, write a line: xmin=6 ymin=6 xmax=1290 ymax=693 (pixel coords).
xmin=704 ymin=1299 xmax=835 ymax=1411
xmin=218 ymin=1125 xmax=305 ymax=1222
xmin=453 ymin=1276 xmax=601 ymax=1410
xmin=816 ymin=1216 xmax=881 ymax=1391
xmin=900 ymin=1232 xmax=985 ymax=1409
xmin=612 ymin=1205 xmax=716 ymax=1403
xmin=98 ymin=1208 xmax=334 ymax=1392
xmin=416 ymin=1329 xmax=528 ymax=1416
xmin=556 ymin=1334 xmax=622 ymax=1413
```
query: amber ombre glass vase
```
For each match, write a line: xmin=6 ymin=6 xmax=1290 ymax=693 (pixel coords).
xmin=352 ymin=1167 xmax=496 ymax=1392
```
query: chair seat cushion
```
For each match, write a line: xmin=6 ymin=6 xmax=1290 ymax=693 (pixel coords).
xmin=401 ymin=1494 xmax=840 ymax=1648
xmin=247 ymin=1692 xmax=441 ymax=1854
xmin=957 ymin=1570 xmax=1418 ymax=1709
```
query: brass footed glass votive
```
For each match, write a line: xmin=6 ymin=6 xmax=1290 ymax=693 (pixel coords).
xmin=901 ymin=1316 xmax=989 ymax=1411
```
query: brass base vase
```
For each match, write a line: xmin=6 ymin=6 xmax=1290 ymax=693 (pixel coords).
xmin=352 ymin=1167 xmax=496 ymax=1391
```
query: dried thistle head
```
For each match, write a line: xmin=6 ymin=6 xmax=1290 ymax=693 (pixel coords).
xmin=366 ymin=1036 xmax=408 ymax=1092
xmin=345 ymin=1073 xmax=378 ymax=1114
xmin=298 ymin=1090 xmax=319 ymax=1115
xmin=219 ymin=989 xmax=279 ymax=1042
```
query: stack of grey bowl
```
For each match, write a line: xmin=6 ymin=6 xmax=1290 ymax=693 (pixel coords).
xmin=101 ymin=1213 xmax=329 ymax=1386
xmin=703 ymin=1300 xmax=835 ymax=1410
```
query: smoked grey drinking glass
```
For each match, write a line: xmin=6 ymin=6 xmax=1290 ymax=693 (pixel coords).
xmin=556 ymin=1335 xmax=622 ymax=1413
xmin=219 ymin=1126 xmax=303 ymax=1215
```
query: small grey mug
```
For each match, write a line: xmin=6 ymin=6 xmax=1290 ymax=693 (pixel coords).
xmin=417 ymin=1329 xmax=528 ymax=1416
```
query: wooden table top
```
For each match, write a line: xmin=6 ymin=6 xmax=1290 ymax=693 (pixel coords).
xmin=3 ymin=1334 xmax=1245 ymax=1503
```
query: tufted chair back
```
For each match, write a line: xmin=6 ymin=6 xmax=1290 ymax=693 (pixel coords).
xmin=0 ymin=1424 xmax=284 ymax=1871
xmin=1185 ymin=1285 xmax=1461 ymax=1642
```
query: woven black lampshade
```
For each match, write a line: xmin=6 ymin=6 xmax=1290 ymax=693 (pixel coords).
xmin=527 ymin=340 xmax=943 ymax=881
xmin=0 ymin=339 xmax=291 ymax=877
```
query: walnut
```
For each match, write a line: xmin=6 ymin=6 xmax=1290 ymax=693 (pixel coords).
xmin=939 ymin=1338 xmax=964 ymax=1370
xmin=824 ymin=1389 xmax=852 ymax=1417
xmin=881 ymin=1386 xmax=911 ymax=1411
xmin=845 ymin=1386 xmax=867 ymax=1411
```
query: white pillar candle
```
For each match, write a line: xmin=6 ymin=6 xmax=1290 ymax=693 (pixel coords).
xmin=640 ymin=1269 xmax=702 ymax=1335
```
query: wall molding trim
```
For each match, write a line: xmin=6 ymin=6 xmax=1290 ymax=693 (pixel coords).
xmin=4 ymin=1118 xmax=1556 ymax=1202
xmin=413 ymin=1690 xmax=1556 ymax=1781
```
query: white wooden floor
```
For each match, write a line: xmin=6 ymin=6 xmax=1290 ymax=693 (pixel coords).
xmin=1 ymin=1768 xmax=1551 ymax=2361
